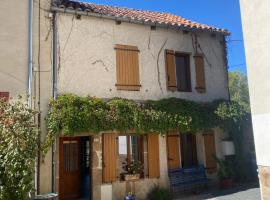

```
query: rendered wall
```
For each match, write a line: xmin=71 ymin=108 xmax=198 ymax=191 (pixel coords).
xmin=0 ymin=0 xmax=54 ymax=195
xmin=240 ymin=1 xmax=270 ymax=198
xmin=56 ymin=13 xmax=229 ymax=102
xmin=32 ymin=0 xmax=53 ymax=194
xmin=0 ymin=0 xmax=28 ymax=96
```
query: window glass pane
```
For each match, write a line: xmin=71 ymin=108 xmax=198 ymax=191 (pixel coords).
xmin=175 ymin=55 xmax=190 ymax=91
xmin=118 ymin=136 xmax=128 ymax=174
xmin=119 ymin=136 xmax=127 ymax=155
xmin=131 ymin=135 xmax=139 ymax=162
xmin=63 ymin=141 xmax=79 ymax=172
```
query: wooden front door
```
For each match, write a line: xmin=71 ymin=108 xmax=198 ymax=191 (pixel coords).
xmin=167 ymin=134 xmax=181 ymax=170
xmin=59 ymin=137 xmax=81 ymax=200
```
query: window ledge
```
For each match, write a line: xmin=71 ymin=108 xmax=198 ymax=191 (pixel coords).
xmin=195 ymin=87 xmax=206 ymax=93
xmin=115 ymin=84 xmax=141 ymax=91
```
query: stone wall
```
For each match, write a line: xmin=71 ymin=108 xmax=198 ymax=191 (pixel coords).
xmin=258 ymin=166 xmax=270 ymax=200
xmin=92 ymin=135 xmax=103 ymax=200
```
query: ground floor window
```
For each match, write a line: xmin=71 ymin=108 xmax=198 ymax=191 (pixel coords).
xmin=118 ymin=135 xmax=145 ymax=180
xmin=102 ymin=133 xmax=160 ymax=183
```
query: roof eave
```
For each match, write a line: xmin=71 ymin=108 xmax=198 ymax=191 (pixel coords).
xmin=51 ymin=6 xmax=230 ymax=36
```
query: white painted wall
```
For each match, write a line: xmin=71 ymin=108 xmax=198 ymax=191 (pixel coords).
xmin=240 ymin=0 xmax=270 ymax=167
xmin=57 ymin=13 xmax=229 ymax=102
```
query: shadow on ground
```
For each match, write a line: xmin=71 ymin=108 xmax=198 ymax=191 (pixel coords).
xmin=174 ymin=183 xmax=261 ymax=200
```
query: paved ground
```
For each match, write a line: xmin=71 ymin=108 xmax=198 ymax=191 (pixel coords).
xmin=175 ymin=184 xmax=261 ymax=200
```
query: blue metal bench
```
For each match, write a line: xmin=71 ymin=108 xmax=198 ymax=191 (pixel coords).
xmin=168 ymin=165 xmax=209 ymax=193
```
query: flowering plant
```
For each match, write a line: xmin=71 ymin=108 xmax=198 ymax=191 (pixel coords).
xmin=122 ymin=160 xmax=143 ymax=174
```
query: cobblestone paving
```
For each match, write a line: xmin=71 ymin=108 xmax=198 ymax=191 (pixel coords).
xmin=175 ymin=185 xmax=261 ymax=200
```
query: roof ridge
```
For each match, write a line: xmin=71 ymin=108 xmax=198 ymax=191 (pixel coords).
xmin=68 ymin=0 xmax=176 ymax=16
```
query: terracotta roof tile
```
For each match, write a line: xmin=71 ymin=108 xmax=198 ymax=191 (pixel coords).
xmin=53 ymin=0 xmax=230 ymax=35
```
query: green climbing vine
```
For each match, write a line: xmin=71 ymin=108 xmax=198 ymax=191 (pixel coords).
xmin=46 ymin=94 xmax=248 ymax=139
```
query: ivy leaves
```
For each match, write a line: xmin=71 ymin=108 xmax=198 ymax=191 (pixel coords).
xmin=46 ymin=94 xmax=248 ymax=138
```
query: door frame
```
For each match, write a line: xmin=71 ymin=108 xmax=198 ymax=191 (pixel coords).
xmin=57 ymin=135 xmax=92 ymax=200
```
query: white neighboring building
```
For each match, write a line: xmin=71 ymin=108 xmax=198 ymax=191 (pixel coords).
xmin=240 ymin=1 xmax=270 ymax=199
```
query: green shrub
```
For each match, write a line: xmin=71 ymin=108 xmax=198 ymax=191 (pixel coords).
xmin=0 ymin=97 xmax=40 ymax=200
xmin=147 ymin=185 xmax=173 ymax=200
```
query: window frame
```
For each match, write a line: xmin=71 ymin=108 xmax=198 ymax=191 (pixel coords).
xmin=117 ymin=134 xmax=145 ymax=180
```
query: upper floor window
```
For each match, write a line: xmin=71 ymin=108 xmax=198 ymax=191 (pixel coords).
xmin=165 ymin=50 xmax=191 ymax=92
xmin=115 ymin=44 xmax=141 ymax=91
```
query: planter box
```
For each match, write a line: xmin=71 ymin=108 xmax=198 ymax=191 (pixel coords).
xmin=124 ymin=174 xmax=140 ymax=181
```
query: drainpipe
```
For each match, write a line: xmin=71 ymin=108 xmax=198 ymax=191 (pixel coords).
xmin=28 ymin=0 xmax=33 ymax=108
xmin=51 ymin=11 xmax=57 ymax=193
xmin=223 ymin=35 xmax=231 ymax=101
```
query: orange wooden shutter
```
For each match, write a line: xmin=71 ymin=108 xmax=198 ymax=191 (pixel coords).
xmin=167 ymin=132 xmax=181 ymax=170
xmin=115 ymin=44 xmax=140 ymax=91
xmin=194 ymin=55 xmax=206 ymax=93
xmin=0 ymin=92 xmax=9 ymax=102
xmin=148 ymin=134 xmax=160 ymax=178
xmin=103 ymin=133 xmax=117 ymax=183
xmin=165 ymin=50 xmax=177 ymax=91
xmin=203 ymin=131 xmax=217 ymax=173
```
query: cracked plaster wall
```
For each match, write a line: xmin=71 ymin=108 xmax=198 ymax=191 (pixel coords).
xmin=57 ymin=13 xmax=229 ymax=102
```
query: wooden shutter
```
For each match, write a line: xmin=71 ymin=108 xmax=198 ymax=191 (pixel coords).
xmin=0 ymin=92 xmax=9 ymax=102
xmin=115 ymin=44 xmax=140 ymax=91
xmin=103 ymin=133 xmax=117 ymax=183
xmin=194 ymin=55 xmax=206 ymax=93
xmin=167 ymin=133 xmax=181 ymax=170
xmin=203 ymin=131 xmax=217 ymax=173
xmin=165 ymin=50 xmax=177 ymax=91
xmin=148 ymin=134 xmax=160 ymax=178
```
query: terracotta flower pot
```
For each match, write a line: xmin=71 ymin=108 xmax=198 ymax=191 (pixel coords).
xmin=220 ymin=178 xmax=233 ymax=189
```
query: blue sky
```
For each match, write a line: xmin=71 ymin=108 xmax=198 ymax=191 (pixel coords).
xmin=82 ymin=0 xmax=246 ymax=73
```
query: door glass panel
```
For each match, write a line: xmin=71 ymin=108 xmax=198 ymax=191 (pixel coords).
xmin=63 ymin=141 xmax=79 ymax=172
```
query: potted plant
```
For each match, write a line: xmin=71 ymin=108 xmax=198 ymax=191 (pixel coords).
xmin=214 ymin=156 xmax=234 ymax=189
xmin=122 ymin=160 xmax=143 ymax=181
